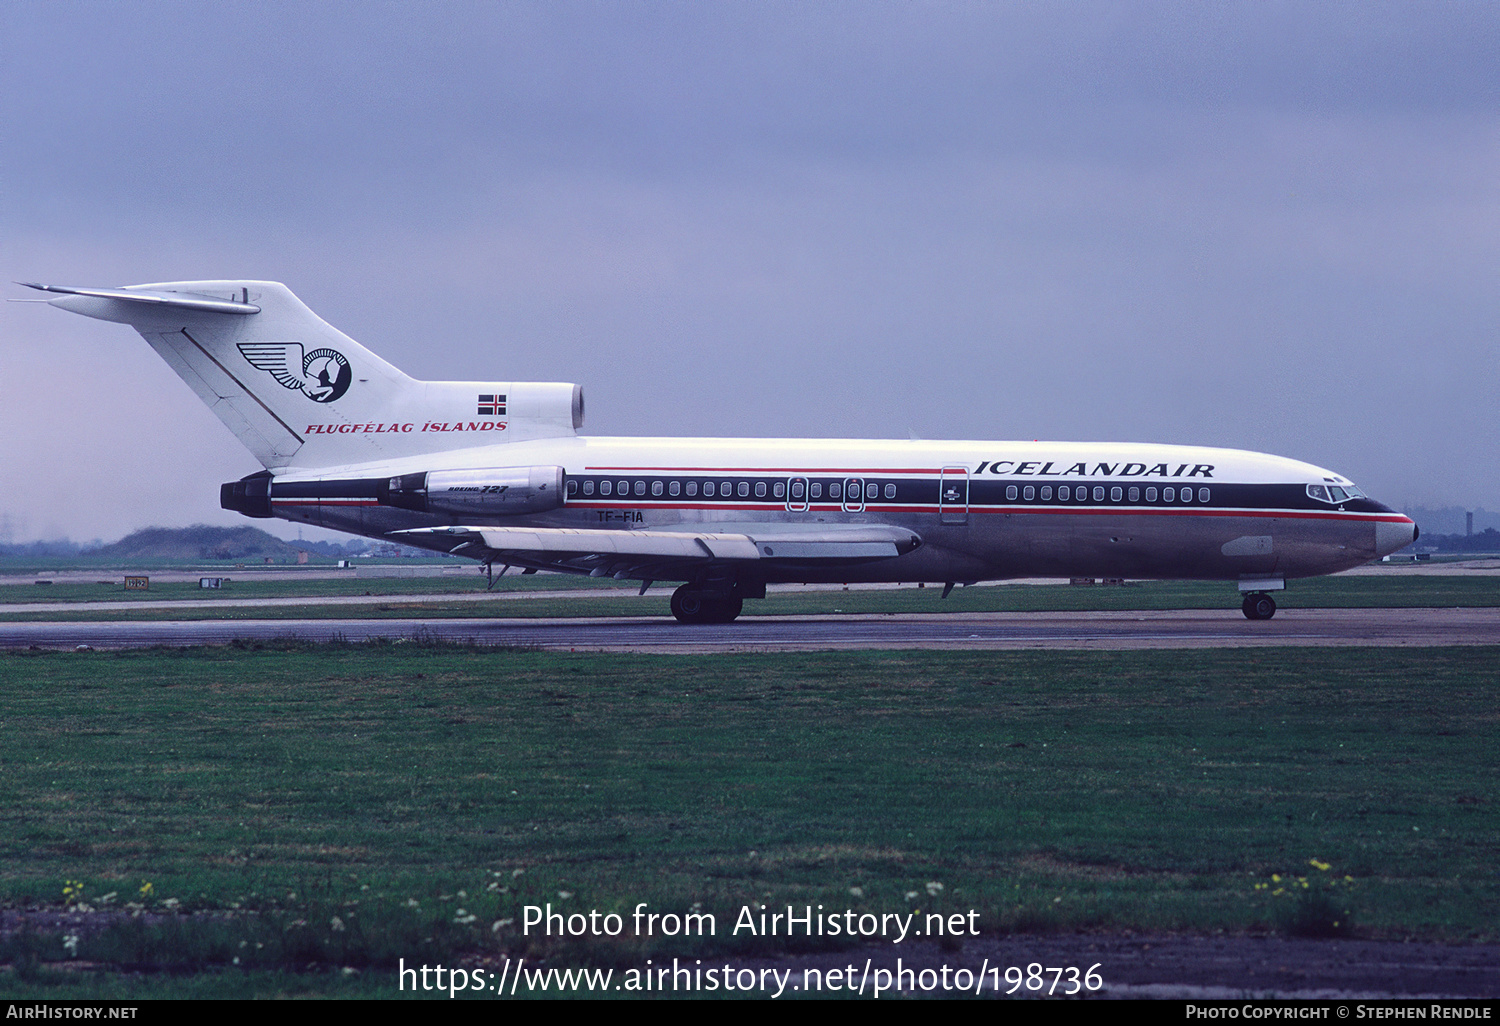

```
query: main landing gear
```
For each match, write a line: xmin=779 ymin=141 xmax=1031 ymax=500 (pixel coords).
xmin=670 ymin=585 xmax=744 ymax=624
xmin=1241 ymin=593 xmax=1277 ymax=620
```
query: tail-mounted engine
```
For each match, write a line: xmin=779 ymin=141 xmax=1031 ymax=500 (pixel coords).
xmin=222 ymin=466 xmax=568 ymax=520
xmin=221 ymin=471 xmax=274 ymax=518
xmin=382 ymin=466 xmax=566 ymax=516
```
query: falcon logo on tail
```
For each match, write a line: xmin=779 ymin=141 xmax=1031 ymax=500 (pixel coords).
xmin=238 ymin=343 xmax=352 ymax=403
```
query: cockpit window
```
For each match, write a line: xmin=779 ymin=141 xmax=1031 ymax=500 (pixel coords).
xmin=1308 ymin=483 xmax=1364 ymax=503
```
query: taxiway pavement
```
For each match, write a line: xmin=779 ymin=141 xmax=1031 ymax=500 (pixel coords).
xmin=0 ymin=607 xmax=1494 ymax=652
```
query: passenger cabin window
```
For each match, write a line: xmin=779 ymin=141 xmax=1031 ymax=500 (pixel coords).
xmin=774 ymin=482 xmax=786 ymax=498
xmin=1164 ymin=487 xmax=1174 ymax=502
xmin=843 ymin=478 xmax=864 ymax=511
xmin=866 ymin=483 xmax=878 ymax=500
xmin=791 ymin=480 xmax=805 ymax=499
xmin=830 ymin=482 xmax=842 ymax=499
xmin=566 ymin=480 xmax=578 ymax=496
xmin=1058 ymin=485 xmax=1070 ymax=501
xmin=811 ymin=483 xmax=822 ymax=498
xmin=1110 ymin=486 xmax=1122 ymax=502
xmin=704 ymin=482 xmax=716 ymax=497
xmin=1146 ymin=487 xmax=1157 ymax=501
xmin=634 ymin=480 xmax=646 ymax=496
xmin=1041 ymin=486 xmax=1052 ymax=501
xmin=755 ymin=481 xmax=766 ymax=498
xmin=1181 ymin=489 xmax=1192 ymax=503
xmin=686 ymin=481 xmax=698 ymax=496
xmin=739 ymin=481 xmax=750 ymax=498
xmin=583 ymin=480 xmax=594 ymax=496
xmin=669 ymin=481 xmax=680 ymax=496
xmin=1006 ymin=485 xmax=1018 ymax=501
xmin=1093 ymin=486 xmax=1104 ymax=502
xmin=1198 ymin=487 xmax=1210 ymax=503
xmin=884 ymin=483 xmax=896 ymax=499
xmin=1128 ymin=487 xmax=1139 ymax=502
xmin=651 ymin=481 xmax=662 ymax=496
xmin=1023 ymin=485 xmax=1034 ymax=500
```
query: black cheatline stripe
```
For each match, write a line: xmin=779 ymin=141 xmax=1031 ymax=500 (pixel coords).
xmin=274 ymin=478 xmax=384 ymax=499
xmin=568 ymin=473 xmax=1392 ymax=517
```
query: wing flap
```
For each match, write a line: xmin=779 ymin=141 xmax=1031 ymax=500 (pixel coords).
xmin=394 ymin=523 xmax=920 ymax=572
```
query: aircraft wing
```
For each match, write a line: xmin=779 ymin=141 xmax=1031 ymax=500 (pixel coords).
xmin=394 ymin=522 xmax=921 ymax=580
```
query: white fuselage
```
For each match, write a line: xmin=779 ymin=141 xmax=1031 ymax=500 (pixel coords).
xmin=265 ymin=435 xmax=1414 ymax=584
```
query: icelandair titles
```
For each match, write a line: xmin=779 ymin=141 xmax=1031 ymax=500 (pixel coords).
xmin=975 ymin=460 xmax=1214 ymax=478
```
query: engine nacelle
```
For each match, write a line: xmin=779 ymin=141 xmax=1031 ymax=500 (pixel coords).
xmin=220 ymin=471 xmax=273 ymax=518
xmin=384 ymin=466 xmax=566 ymax=516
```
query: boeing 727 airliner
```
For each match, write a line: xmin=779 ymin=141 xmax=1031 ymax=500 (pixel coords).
xmin=24 ymin=280 xmax=1417 ymax=622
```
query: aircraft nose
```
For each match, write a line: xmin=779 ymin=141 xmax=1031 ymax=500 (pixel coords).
xmin=1375 ymin=516 xmax=1418 ymax=558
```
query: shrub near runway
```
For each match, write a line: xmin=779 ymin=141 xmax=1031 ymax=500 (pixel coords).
xmin=0 ymin=643 xmax=1495 ymax=995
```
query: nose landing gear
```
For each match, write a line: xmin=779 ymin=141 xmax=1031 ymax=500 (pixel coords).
xmin=1242 ymin=593 xmax=1277 ymax=620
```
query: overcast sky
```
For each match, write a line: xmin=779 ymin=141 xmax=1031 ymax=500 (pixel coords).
xmin=1 ymin=0 xmax=1495 ymax=543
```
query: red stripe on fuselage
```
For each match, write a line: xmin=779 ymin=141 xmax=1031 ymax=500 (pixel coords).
xmin=271 ymin=499 xmax=379 ymax=506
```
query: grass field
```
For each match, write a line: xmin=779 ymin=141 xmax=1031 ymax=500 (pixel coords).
xmin=1 ymin=642 xmax=1496 ymax=996
xmin=2 ymin=572 xmax=1499 ymax=622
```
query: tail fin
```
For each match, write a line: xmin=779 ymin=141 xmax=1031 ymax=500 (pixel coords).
xmin=27 ymin=281 xmax=583 ymax=470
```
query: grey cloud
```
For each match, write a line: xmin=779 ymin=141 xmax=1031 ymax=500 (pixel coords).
xmin=0 ymin=1 xmax=1495 ymax=541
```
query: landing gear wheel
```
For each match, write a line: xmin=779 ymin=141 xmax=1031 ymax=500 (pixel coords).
xmin=1242 ymin=593 xmax=1277 ymax=620
xmin=671 ymin=586 xmax=709 ymax=623
xmin=671 ymin=587 xmax=744 ymax=624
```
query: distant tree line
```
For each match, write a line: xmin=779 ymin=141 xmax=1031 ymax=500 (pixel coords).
xmin=0 ymin=538 xmax=89 ymax=558
xmin=1419 ymin=528 xmax=1500 ymax=553
xmin=0 ymin=526 xmax=372 ymax=560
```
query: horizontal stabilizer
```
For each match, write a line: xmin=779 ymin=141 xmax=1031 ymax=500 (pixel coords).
xmin=19 ymin=282 xmax=260 ymax=314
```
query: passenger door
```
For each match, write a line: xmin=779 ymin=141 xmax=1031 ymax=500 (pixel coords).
xmin=939 ymin=466 xmax=969 ymax=525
